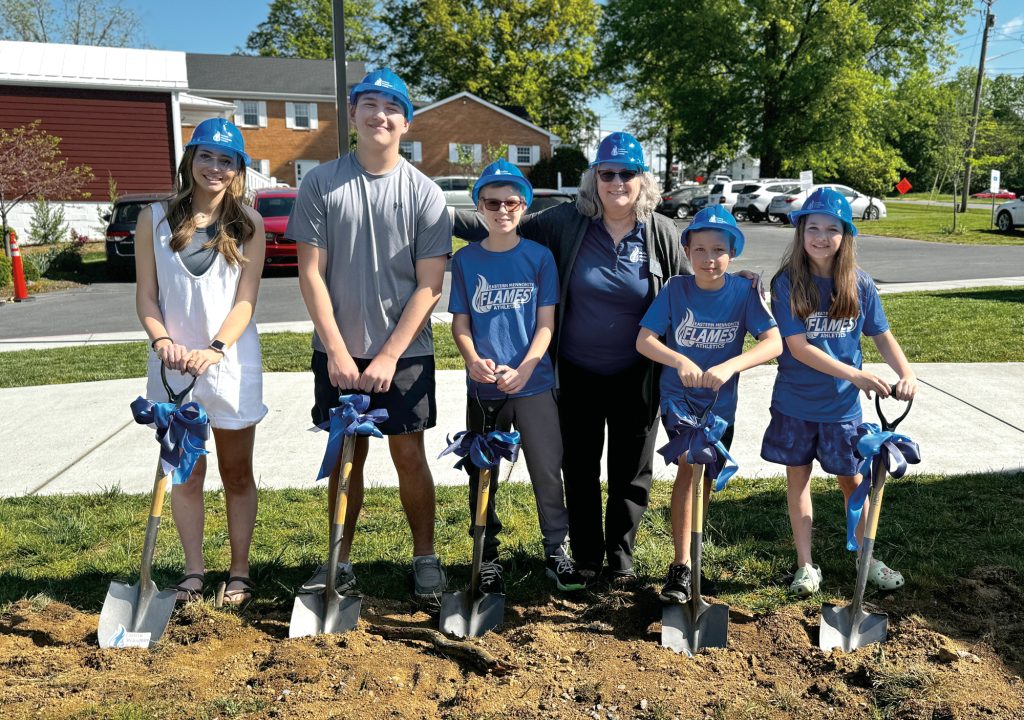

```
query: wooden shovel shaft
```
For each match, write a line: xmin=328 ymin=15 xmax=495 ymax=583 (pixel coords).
xmin=469 ymin=467 xmax=492 ymax=598
xmin=848 ymin=454 xmax=887 ymax=624
xmin=139 ymin=466 xmax=171 ymax=589
xmin=325 ymin=438 xmax=356 ymax=592
xmin=689 ymin=463 xmax=706 ymax=605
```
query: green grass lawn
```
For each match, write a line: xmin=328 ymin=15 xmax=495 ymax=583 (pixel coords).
xmin=1 ymin=472 xmax=1020 ymax=616
xmin=868 ymin=202 xmax=1024 ymax=245
xmin=1 ymin=286 xmax=1019 ymax=389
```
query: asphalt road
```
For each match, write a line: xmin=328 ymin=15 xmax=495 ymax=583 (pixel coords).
xmin=2 ymin=221 xmax=1023 ymax=340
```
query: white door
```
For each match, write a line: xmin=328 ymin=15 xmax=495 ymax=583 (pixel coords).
xmin=295 ymin=159 xmax=319 ymax=187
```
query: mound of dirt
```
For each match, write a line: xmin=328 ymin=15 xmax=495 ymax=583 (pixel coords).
xmin=1 ymin=577 xmax=1022 ymax=719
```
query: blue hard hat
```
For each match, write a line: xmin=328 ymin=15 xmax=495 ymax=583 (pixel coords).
xmin=472 ymin=159 xmax=534 ymax=207
xmin=185 ymin=118 xmax=250 ymax=167
xmin=349 ymin=68 xmax=414 ymax=122
xmin=591 ymin=131 xmax=649 ymax=171
xmin=681 ymin=204 xmax=745 ymax=257
xmin=789 ymin=187 xmax=858 ymax=236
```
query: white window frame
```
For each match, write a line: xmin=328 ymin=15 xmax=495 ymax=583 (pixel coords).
xmin=400 ymin=141 xmax=422 ymax=163
xmin=285 ymin=102 xmax=318 ymax=130
xmin=516 ymin=145 xmax=533 ymax=164
xmin=234 ymin=100 xmax=267 ymax=128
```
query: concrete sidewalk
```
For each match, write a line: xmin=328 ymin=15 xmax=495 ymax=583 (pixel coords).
xmin=1 ymin=363 xmax=1021 ymax=498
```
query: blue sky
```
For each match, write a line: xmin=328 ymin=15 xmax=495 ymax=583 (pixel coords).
xmin=140 ymin=0 xmax=1024 ymax=169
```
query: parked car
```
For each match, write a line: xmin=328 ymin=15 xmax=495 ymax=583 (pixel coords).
xmin=733 ymin=180 xmax=801 ymax=223
xmin=528 ymin=188 xmax=574 ymax=213
xmin=994 ymin=197 xmax=1024 ymax=233
xmin=104 ymin=192 xmax=170 ymax=279
xmin=767 ymin=184 xmax=887 ymax=223
xmin=707 ymin=180 xmax=752 ymax=212
xmin=972 ymin=190 xmax=1016 ymax=200
xmin=432 ymin=175 xmax=476 ymax=209
xmin=657 ymin=186 xmax=707 ymax=219
xmin=688 ymin=193 xmax=711 ymax=216
xmin=253 ymin=187 xmax=298 ymax=271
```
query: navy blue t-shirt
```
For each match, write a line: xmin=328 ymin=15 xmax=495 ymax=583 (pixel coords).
xmin=560 ymin=220 xmax=653 ymax=374
xmin=771 ymin=269 xmax=889 ymax=422
xmin=640 ymin=273 xmax=776 ymax=424
xmin=449 ymin=238 xmax=559 ymax=400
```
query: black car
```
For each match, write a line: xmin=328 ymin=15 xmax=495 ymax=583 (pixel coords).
xmin=529 ymin=188 xmax=574 ymax=213
xmin=657 ymin=186 xmax=707 ymax=219
xmin=104 ymin=193 xmax=169 ymax=279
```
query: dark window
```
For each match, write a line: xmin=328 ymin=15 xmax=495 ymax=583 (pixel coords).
xmin=256 ymin=197 xmax=296 ymax=218
xmin=112 ymin=202 xmax=149 ymax=224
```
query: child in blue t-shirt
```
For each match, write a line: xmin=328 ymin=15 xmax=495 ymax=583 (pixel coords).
xmin=448 ymin=158 xmax=585 ymax=593
xmin=760 ymin=187 xmax=917 ymax=598
xmin=637 ymin=205 xmax=782 ymax=604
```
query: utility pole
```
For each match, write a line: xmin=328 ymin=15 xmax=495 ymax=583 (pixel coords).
xmin=332 ymin=0 xmax=349 ymax=158
xmin=961 ymin=0 xmax=995 ymax=213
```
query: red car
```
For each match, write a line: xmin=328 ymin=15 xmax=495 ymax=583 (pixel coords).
xmin=972 ymin=190 xmax=1016 ymax=200
xmin=253 ymin=187 xmax=298 ymax=270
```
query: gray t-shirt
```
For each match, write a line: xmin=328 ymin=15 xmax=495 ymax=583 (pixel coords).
xmin=179 ymin=222 xmax=219 ymax=276
xmin=286 ymin=154 xmax=453 ymax=358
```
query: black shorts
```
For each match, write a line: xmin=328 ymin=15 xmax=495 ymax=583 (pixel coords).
xmin=311 ymin=351 xmax=437 ymax=435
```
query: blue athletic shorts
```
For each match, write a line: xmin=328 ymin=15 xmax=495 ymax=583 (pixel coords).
xmin=760 ymin=408 xmax=861 ymax=476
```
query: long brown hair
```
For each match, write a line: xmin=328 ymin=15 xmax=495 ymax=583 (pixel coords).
xmin=165 ymin=146 xmax=253 ymax=266
xmin=772 ymin=216 xmax=859 ymax=321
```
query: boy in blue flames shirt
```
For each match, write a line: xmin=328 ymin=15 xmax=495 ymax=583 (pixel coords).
xmin=637 ymin=205 xmax=781 ymax=604
xmin=449 ymin=159 xmax=585 ymax=593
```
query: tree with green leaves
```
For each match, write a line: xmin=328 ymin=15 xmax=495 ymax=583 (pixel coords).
xmin=600 ymin=0 xmax=971 ymax=184
xmin=381 ymin=0 xmax=603 ymax=146
xmin=0 ymin=0 xmax=142 ymax=45
xmin=243 ymin=0 xmax=378 ymax=60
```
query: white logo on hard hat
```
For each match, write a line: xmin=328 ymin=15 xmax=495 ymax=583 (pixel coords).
xmin=610 ymin=146 xmax=628 ymax=156
xmin=373 ymin=78 xmax=394 ymax=89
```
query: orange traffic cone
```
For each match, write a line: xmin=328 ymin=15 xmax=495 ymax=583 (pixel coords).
xmin=9 ymin=230 xmax=31 ymax=302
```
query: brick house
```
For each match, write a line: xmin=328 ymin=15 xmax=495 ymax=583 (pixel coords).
xmin=184 ymin=54 xmax=367 ymax=187
xmin=0 ymin=40 xmax=187 ymax=239
xmin=402 ymin=92 xmax=559 ymax=178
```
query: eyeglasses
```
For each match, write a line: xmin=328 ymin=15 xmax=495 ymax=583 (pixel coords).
xmin=480 ymin=198 xmax=525 ymax=211
xmin=597 ymin=170 xmax=638 ymax=183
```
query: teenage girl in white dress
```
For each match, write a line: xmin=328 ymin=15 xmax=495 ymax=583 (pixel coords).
xmin=135 ymin=118 xmax=267 ymax=605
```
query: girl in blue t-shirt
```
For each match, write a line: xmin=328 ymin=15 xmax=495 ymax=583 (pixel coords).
xmin=449 ymin=159 xmax=586 ymax=594
xmin=761 ymin=188 xmax=917 ymax=598
xmin=637 ymin=205 xmax=781 ymax=604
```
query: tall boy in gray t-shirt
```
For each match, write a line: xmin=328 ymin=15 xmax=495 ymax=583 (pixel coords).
xmin=287 ymin=68 xmax=453 ymax=602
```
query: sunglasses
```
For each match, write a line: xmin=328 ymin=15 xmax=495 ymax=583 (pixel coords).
xmin=480 ymin=198 xmax=525 ymax=211
xmin=597 ymin=170 xmax=638 ymax=183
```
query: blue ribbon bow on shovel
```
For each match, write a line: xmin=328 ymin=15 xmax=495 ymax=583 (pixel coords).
xmin=439 ymin=429 xmax=521 ymax=471
xmin=845 ymin=423 xmax=921 ymax=551
xmin=315 ymin=394 xmax=389 ymax=481
xmin=129 ymin=397 xmax=211 ymax=485
xmin=656 ymin=398 xmax=739 ymax=492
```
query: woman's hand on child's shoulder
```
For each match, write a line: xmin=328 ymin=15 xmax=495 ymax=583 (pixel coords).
xmin=852 ymin=369 xmax=890 ymax=399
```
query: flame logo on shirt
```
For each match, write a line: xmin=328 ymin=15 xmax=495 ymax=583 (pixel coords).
xmin=675 ymin=308 xmax=739 ymax=349
xmin=804 ymin=312 xmax=857 ymax=340
xmin=472 ymin=274 xmax=536 ymax=314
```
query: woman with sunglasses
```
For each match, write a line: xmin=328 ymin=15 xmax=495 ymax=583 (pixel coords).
xmin=453 ymin=132 xmax=691 ymax=586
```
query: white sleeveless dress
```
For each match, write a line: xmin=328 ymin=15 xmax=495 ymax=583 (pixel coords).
xmin=144 ymin=203 xmax=267 ymax=429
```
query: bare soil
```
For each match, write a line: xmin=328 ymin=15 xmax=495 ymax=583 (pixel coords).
xmin=1 ymin=566 xmax=1021 ymax=720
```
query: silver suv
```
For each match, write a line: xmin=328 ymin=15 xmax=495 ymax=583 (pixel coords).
xmin=734 ymin=180 xmax=801 ymax=223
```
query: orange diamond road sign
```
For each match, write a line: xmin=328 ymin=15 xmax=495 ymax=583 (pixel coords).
xmin=896 ymin=178 xmax=912 ymax=195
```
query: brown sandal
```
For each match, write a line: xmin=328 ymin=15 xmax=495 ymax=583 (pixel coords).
xmin=221 ymin=576 xmax=255 ymax=606
xmin=171 ymin=572 xmax=206 ymax=603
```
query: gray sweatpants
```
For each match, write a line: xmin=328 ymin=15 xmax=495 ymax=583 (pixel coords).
xmin=466 ymin=390 xmax=569 ymax=559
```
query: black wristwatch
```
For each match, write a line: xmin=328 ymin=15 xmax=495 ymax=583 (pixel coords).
xmin=209 ymin=339 xmax=226 ymax=355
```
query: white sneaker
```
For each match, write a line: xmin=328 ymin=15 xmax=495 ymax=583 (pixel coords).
xmin=789 ymin=563 xmax=822 ymax=597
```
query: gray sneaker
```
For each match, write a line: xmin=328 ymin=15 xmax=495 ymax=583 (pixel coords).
xmin=299 ymin=562 xmax=357 ymax=594
xmin=411 ymin=555 xmax=447 ymax=601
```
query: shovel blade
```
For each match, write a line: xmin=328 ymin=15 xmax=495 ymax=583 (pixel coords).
xmin=288 ymin=589 xmax=361 ymax=638
xmin=97 ymin=579 xmax=177 ymax=649
xmin=820 ymin=602 xmax=888 ymax=652
xmin=661 ymin=600 xmax=729 ymax=655
xmin=439 ymin=590 xmax=504 ymax=638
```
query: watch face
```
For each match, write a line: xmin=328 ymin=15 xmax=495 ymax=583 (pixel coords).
xmin=210 ymin=340 xmax=225 ymax=352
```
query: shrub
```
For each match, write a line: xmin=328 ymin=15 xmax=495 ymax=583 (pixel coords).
xmin=0 ymin=254 xmax=11 ymax=287
xmin=28 ymin=197 xmax=68 ymax=245
xmin=527 ymin=146 xmax=589 ymax=189
xmin=22 ymin=255 xmax=41 ymax=281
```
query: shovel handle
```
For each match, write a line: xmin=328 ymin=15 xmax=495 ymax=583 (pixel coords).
xmin=875 ymin=385 xmax=912 ymax=432
xmin=474 ymin=468 xmax=492 ymax=528
xmin=149 ymin=469 xmax=171 ymax=518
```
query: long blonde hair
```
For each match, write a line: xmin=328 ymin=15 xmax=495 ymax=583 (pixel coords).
xmin=165 ymin=146 xmax=253 ymax=266
xmin=773 ymin=216 xmax=859 ymax=321
xmin=575 ymin=167 xmax=661 ymax=222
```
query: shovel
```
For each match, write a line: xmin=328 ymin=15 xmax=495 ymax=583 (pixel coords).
xmin=98 ymin=366 xmax=198 ymax=649
xmin=440 ymin=392 xmax=510 ymax=638
xmin=661 ymin=461 xmax=730 ymax=655
xmin=820 ymin=388 xmax=914 ymax=653
xmin=289 ymin=435 xmax=362 ymax=637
